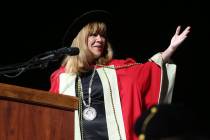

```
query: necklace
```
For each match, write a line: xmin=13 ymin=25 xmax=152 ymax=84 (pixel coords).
xmin=76 ymin=67 xmax=122 ymax=139
xmin=79 ymin=66 xmax=97 ymax=121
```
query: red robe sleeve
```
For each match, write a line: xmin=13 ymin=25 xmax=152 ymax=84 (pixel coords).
xmin=110 ymin=59 xmax=161 ymax=140
xmin=49 ymin=66 xmax=65 ymax=94
xmin=139 ymin=62 xmax=161 ymax=109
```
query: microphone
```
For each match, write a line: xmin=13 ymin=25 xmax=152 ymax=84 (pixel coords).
xmin=47 ymin=47 xmax=79 ymax=56
xmin=39 ymin=47 xmax=80 ymax=61
xmin=0 ymin=47 xmax=79 ymax=77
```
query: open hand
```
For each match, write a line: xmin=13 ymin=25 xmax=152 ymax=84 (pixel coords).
xmin=161 ymin=26 xmax=191 ymax=62
xmin=169 ymin=26 xmax=191 ymax=50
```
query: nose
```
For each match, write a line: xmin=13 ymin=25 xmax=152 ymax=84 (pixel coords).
xmin=96 ymin=35 xmax=103 ymax=41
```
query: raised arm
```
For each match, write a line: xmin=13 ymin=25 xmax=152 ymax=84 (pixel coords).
xmin=161 ymin=26 xmax=191 ymax=62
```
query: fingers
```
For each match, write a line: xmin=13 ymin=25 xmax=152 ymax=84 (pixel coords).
xmin=185 ymin=26 xmax=191 ymax=30
xmin=183 ymin=26 xmax=191 ymax=36
xmin=175 ymin=26 xmax=181 ymax=35
xmin=180 ymin=26 xmax=191 ymax=41
xmin=175 ymin=25 xmax=191 ymax=37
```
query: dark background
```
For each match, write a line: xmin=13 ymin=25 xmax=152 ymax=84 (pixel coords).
xmin=0 ymin=1 xmax=209 ymax=134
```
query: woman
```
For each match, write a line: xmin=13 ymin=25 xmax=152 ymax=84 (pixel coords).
xmin=49 ymin=10 xmax=191 ymax=140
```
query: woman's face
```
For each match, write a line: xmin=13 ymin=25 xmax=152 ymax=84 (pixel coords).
xmin=87 ymin=33 xmax=106 ymax=59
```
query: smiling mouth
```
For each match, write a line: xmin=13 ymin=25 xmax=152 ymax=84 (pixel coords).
xmin=93 ymin=46 xmax=103 ymax=48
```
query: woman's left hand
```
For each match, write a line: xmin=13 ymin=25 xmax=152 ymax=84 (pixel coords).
xmin=161 ymin=26 xmax=191 ymax=62
xmin=169 ymin=26 xmax=191 ymax=50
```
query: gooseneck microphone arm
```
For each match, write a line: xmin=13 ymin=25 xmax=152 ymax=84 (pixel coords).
xmin=0 ymin=47 xmax=79 ymax=78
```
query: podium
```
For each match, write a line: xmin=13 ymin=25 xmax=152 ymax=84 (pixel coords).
xmin=0 ymin=83 xmax=79 ymax=140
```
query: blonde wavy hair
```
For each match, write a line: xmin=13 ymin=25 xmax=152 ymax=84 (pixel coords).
xmin=62 ymin=22 xmax=113 ymax=73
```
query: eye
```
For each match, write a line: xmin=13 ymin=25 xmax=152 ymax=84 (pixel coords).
xmin=99 ymin=34 xmax=105 ymax=38
xmin=89 ymin=33 xmax=97 ymax=37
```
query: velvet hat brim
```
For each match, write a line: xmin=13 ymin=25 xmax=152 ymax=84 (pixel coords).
xmin=62 ymin=10 xmax=112 ymax=47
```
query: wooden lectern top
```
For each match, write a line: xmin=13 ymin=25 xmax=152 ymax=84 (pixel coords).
xmin=0 ymin=82 xmax=78 ymax=111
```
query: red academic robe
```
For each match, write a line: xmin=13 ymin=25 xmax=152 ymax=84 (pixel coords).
xmin=50 ymin=58 xmax=162 ymax=140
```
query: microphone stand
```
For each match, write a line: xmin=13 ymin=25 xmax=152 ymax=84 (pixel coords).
xmin=0 ymin=47 xmax=76 ymax=78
